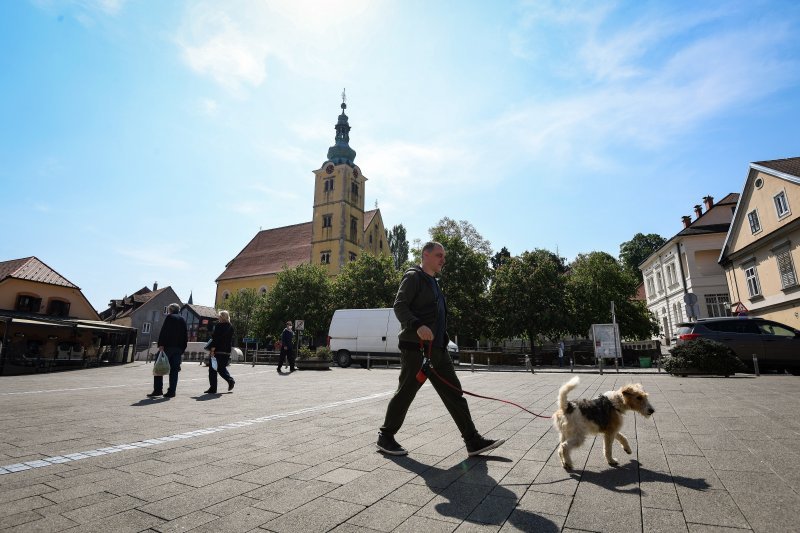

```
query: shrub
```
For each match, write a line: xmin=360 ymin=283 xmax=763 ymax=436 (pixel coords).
xmin=314 ymin=346 xmax=333 ymax=361
xmin=663 ymin=338 xmax=745 ymax=376
xmin=297 ymin=346 xmax=315 ymax=360
xmin=297 ymin=346 xmax=333 ymax=361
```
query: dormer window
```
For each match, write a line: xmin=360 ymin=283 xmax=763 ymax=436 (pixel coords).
xmin=15 ymin=294 xmax=41 ymax=313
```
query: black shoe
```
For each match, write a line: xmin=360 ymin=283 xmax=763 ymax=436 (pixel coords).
xmin=376 ymin=432 xmax=408 ymax=456
xmin=146 ymin=391 xmax=163 ymax=398
xmin=163 ymin=391 xmax=176 ymax=398
xmin=204 ymin=389 xmax=216 ymax=394
xmin=289 ymin=368 xmax=296 ymax=373
xmin=465 ymin=434 xmax=505 ymax=457
xmin=228 ymin=381 xmax=235 ymax=391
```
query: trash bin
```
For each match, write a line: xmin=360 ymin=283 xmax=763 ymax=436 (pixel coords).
xmin=639 ymin=356 xmax=652 ymax=368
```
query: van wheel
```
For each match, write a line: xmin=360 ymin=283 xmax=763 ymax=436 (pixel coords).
xmin=338 ymin=350 xmax=352 ymax=368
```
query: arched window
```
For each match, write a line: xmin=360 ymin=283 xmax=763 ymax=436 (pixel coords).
xmin=259 ymin=286 xmax=268 ymax=296
xmin=222 ymin=291 xmax=230 ymax=301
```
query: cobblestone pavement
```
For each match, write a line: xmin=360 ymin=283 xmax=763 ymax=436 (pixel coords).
xmin=1 ymin=362 xmax=798 ymax=532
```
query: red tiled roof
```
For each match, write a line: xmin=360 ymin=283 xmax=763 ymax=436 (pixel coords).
xmin=0 ymin=257 xmax=78 ymax=288
xmin=753 ymin=157 xmax=800 ymax=178
xmin=364 ymin=209 xmax=378 ymax=229
xmin=185 ymin=304 xmax=218 ymax=319
xmin=216 ymin=222 xmax=313 ymax=282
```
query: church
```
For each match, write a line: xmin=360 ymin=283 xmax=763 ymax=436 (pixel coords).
xmin=215 ymin=96 xmax=389 ymax=306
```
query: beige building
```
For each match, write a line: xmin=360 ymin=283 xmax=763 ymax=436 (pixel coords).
xmin=215 ymin=97 xmax=388 ymax=306
xmin=719 ymin=158 xmax=800 ymax=327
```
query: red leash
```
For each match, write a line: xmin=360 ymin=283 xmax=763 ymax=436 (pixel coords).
xmin=418 ymin=341 xmax=551 ymax=419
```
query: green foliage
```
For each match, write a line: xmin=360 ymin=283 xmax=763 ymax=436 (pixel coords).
xmin=566 ymin=252 xmax=658 ymax=340
xmin=663 ymin=338 xmax=746 ymax=376
xmin=429 ymin=231 xmax=492 ymax=342
xmin=314 ymin=346 xmax=333 ymax=361
xmin=429 ymin=217 xmax=493 ymax=256
xmin=256 ymin=263 xmax=332 ymax=340
xmin=332 ymin=253 xmax=401 ymax=310
xmin=224 ymin=288 xmax=267 ymax=345
xmin=297 ymin=346 xmax=315 ymax=360
xmin=619 ymin=233 xmax=667 ymax=282
xmin=387 ymin=224 xmax=409 ymax=269
xmin=491 ymin=246 xmax=511 ymax=271
xmin=489 ymin=249 xmax=568 ymax=347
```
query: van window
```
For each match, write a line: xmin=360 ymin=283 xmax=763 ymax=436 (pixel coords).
xmin=759 ymin=322 xmax=796 ymax=337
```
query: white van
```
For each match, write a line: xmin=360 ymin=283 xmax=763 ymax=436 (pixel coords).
xmin=327 ymin=308 xmax=458 ymax=368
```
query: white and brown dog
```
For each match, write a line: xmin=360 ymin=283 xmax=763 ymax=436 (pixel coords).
xmin=552 ymin=377 xmax=655 ymax=469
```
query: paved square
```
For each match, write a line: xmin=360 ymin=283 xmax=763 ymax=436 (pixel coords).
xmin=1 ymin=363 xmax=798 ymax=532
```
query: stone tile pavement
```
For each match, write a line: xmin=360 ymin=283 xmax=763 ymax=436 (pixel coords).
xmin=0 ymin=362 xmax=798 ymax=532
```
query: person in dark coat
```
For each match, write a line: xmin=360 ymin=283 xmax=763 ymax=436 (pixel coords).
xmin=148 ymin=303 xmax=188 ymax=398
xmin=277 ymin=321 xmax=295 ymax=373
xmin=205 ymin=310 xmax=236 ymax=393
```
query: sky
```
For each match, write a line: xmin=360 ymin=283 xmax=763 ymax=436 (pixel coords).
xmin=2 ymin=0 xmax=800 ymax=312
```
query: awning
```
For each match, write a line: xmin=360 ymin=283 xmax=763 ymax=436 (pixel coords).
xmin=2 ymin=318 xmax=73 ymax=328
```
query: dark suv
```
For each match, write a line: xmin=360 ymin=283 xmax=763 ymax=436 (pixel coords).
xmin=675 ymin=317 xmax=800 ymax=375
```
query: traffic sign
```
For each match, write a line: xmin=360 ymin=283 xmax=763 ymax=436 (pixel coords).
xmin=294 ymin=320 xmax=305 ymax=331
xmin=683 ymin=292 xmax=698 ymax=305
xmin=733 ymin=302 xmax=748 ymax=314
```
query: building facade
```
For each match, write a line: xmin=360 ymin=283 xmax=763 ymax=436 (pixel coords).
xmin=215 ymin=96 xmax=389 ymax=306
xmin=641 ymin=194 xmax=738 ymax=342
xmin=100 ymin=284 xmax=182 ymax=351
xmin=719 ymin=158 xmax=800 ymax=327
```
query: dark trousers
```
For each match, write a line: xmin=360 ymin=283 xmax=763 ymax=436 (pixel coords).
xmin=208 ymin=353 xmax=234 ymax=391
xmin=153 ymin=348 xmax=182 ymax=394
xmin=278 ymin=346 xmax=295 ymax=370
xmin=380 ymin=347 xmax=477 ymax=440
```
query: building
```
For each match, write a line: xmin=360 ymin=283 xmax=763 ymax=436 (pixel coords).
xmin=181 ymin=304 xmax=219 ymax=342
xmin=100 ymin=283 xmax=182 ymax=351
xmin=215 ymin=95 xmax=389 ymax=306
xmin=640 ymin=194 xmax=739 ymax=343
xmin=719 ymin=158 xmax=800 ymax=326
xmin=0 ymin=257 xmax=136 ymax=374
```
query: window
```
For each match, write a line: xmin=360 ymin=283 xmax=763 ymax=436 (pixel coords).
xmin=350 ymin=217 xmax=358 ymax=242
xmin=46 ymin=299 xmax=71 ymax=317
xmin=324 ymin=178 xmax=334 ymax=192
xmin=747 ymin=210 xmax=761 ymax=234
xmin=672 ymin=302 xmax=683 ymax=323
xmin=15 ymin=295 xmax=41 ymax=313
xmin=774 ymin=191 xmax=791 ymax=218
xmin=349 ymin=252 xmax=357 ymax=262
xmin=259 ymin=286 xmax=268 ymax=296
xmin=320 ymin=251 xmax=331 ymax=264
xmin=142 ymin=322 xmax=151 ymax=334
xmin=666 ymin=263 xmax=677 ymax=286
xmin=380 ymin=239 xmax=383 ymax=250
xmin=351 ymin=182 xmax=359 ymax=200
xmin=656 ymin=272 xmax=664 ymax=292
xmin=776 ymin=249 xmax=797 ymax=288
xmin=759 ymin=321 xmax=796 ymax=337
xmin=322 ymin=214 xmax=332 ymax=228
xmin=705 ymin=294 xmax=732 ymax=318
xmin=369 ymin=234 xmax=373 ymax=244
xmin=744 ymin=264 xmax=761 ymax=297
xmin=646 ymin=277 xmax=656 ymax=298
xmin=222 ymin=291 xmax=230 ymax=301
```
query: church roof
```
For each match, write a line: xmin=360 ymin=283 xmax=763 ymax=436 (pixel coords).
xmin=0 ymin=256 xmax=79 ymax=288
xmin=364 ymin=209 xmax=378 ymax=229
xmin=216 ymin=222 xmax=313 ymax=282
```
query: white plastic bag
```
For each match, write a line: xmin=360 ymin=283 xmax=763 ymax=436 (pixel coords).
xmin=210 ymin=355 xmax=218 ymax=371
xmin=153 ymin=350 xmax=171 ymax=376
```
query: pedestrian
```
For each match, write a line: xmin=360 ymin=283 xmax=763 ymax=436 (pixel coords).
xmin=377 ymin=241 xmax=505 ymax=457
xmin=204 ymin=310 xmax=236 ymax=394
xmin=558 ymin=340 xmax=565 ymax=367
xmin=277 ymin=321 xmax=295 ymax=373
xmin=147 ymin=303 xmax=188 ymax=398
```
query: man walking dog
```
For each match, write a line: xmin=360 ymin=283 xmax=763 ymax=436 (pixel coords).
xmin=377 ymin=241 xmax=505 ymax=457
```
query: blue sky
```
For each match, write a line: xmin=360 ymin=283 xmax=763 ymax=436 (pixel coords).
xmin=2 ymin=0 xmax=800 ymax=312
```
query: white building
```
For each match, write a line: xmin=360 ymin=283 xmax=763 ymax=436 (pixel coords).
xmin=640 ymin=194 xmax=739 ymax=343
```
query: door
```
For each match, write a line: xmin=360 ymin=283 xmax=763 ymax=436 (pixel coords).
xmin=757 ymin=321 xmax=800 ymax=369
xmin=356 ymin=310 xmax=390 ymax=354
xmin=712 ymin=320 xmax=764 ymax=361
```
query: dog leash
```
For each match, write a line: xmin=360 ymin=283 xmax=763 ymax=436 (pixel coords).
xmin=417 ymin=340 xmax=552 ymax=419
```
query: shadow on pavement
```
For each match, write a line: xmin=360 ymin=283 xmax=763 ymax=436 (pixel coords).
xmin=389 ymin=454 xmax=561 ymax=531
xmin=130 ymin=397 xmax=169 ymax=406
xmin=577 ymin=460 xmax=710 ymax=493
xmin=190 ymin=393 xmax=223 ymax=401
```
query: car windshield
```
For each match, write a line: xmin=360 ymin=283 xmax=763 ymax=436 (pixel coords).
xmin=758 ymin=322 xmax=796 ymax=337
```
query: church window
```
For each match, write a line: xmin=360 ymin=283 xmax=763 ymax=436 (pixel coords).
xmin=351 ymin=182 xmax=359 ymax=200
xmin=380 ymin=240 xmax=383 ymax=250
xmin=222 ymin=291 xmax=230 ymax=301
xmin=320 ymin=251 xmax=331 ymax=265
xmin=369 ymin=234 xmax=373 ymax=244
xmin=322 ymin=214 xmax=332 ymax=228
xmin=259 ymin=286 xmax=268 ymax=296
xmin=349 ymin=252 xmax=357 ymax=262
xmin=324 ymin=178 xmax=334 ymax=192
xmin=350 ymin=217 xmax=358 ymax=242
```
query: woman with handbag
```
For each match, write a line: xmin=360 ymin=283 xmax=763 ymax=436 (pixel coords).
xmin=205 ymin=310 xmax=236 ymax=393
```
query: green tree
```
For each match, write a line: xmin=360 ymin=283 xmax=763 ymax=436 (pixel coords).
xmin=332 ymin=252 xmax=401 ymax=310
xmin=489 ymin=249 xmax=568 ymax=355
xmin=429 ymin=217 xmax=493 ymax=256
xmin=257 ymin=263 xmax=333 ymax=344
xmin=386 ymin=224 xmax=409 ymax=270
xmin=491 ymin=246 xmax=512 ymax=271
xmin=224 ymin=288 xmax=267 ymax=345
xmin=619 ymin=233 xmax=666 ymax=282
xmin=566 ymin=251 xmax=658 ymax=340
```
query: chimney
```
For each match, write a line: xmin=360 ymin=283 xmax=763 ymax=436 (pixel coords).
xmin=153 ymin=281 xmax=158 ymax=291
xmin=682 ymin=215 xmax=692 ymax=228
xmin=694 ymin=204 xmax=703 ymax=219
xmin=703 ymin=195 xmax=714 ymax=211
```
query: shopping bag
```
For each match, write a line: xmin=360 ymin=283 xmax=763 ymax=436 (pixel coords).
xmin=153 ymin=350 xmax=171 ymax=376
xmin=204 ymin=338 xmax=214 ymax=351
xmin=210 ymin=355 xmax=218 ymax=371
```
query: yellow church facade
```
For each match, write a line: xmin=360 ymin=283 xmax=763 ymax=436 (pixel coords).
xmin=215 ymin=98 xmax=389 ymax=306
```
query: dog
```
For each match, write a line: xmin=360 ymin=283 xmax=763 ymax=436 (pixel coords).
xmin=552 ymin=376 xmax=655 ymax=469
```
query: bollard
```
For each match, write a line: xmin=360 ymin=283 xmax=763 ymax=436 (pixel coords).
xmin=656 ymin=356 xmax=660 ymax=373
xmin=386 ymin=359 xmax=389 ymax=368
xmin=752 ymin=354 xmax=760 ymax=377
xmin=570 ymin=357 xmax=574 ymax=373
xmin=487 ymin=356 xmax=491 ymax=372
xmin=367 ymin=353 xmax=371 ymax=370
xmin=599 ymin=357 xmax=604 ymax=375
xmin=471 ymin=353 xmax=474 ymax=373
xmin=614 ymin=357 xmax=619 ymax=373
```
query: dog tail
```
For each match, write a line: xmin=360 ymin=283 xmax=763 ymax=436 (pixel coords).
xmin=558 ymin=376 xmax=580 ymax=411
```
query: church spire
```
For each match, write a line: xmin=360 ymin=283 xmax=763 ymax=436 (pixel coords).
xmin=327 ymin=89 xmax=357 ymax=166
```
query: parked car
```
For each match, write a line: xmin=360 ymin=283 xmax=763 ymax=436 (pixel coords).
xmin=675 ymin=317 xmax=800 ymax=374
xmin=328 ymin=308 xmax=459 ymax=368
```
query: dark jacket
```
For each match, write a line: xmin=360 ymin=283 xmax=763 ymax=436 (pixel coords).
xmin=281 ymin=328 xmax=294 ymax=347
xmin=394 ymin=266 xmax=449 ymax=350
xmin=208 ymin=322 xmax=234 ymax=354
xmin=158 ymin=313 xmax=188 ymax=351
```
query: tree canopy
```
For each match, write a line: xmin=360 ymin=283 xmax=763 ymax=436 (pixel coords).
xmin=332 ymin=252 xmax=401 ymax=310
xmin=619 ymin=233 xmax=667 ymax=281
xmin=386 ymin=224 xmax=409 ymax=270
